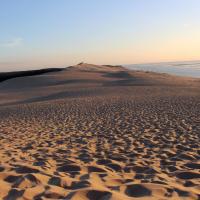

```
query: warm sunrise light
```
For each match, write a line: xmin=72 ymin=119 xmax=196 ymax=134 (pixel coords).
xmin=0 ymin=0 xmax=200 ymax=71
xmin=0 ymin=2 xmax=200 ymax=199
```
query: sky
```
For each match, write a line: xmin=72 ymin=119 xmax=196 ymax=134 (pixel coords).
xmin=0 ymin=0 xmax=200 ymax=71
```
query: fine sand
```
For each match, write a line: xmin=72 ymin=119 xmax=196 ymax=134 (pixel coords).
xmin=0 ymin=63 xmax=200 ymax=200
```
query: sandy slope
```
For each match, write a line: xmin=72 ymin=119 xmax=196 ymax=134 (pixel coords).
xmin=0 ymin=63 xmax=200 ymax=200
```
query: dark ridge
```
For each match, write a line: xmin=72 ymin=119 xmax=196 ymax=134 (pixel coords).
xmin=0 ymin=68 xmax=64 ymax=83
xmin=78 ymin=62 xmax=84 ymax=65
xmin=103 ymin=71 xmax=132 ymax=78
xmin=103 ymin=65 xmax=123 ymax=68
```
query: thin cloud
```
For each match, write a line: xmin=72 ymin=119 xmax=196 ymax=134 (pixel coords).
xmin=0 ymin=37 xmax=23 ymax=48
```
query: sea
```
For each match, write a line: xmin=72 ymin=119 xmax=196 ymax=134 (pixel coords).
xmin=125 ymin=61 xmax=200 ymax=78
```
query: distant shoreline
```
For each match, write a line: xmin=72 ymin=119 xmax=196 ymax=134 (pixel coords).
xmin=125 ymin=61 xmax=200 ymax=78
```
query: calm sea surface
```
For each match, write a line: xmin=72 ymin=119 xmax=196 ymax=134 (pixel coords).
xmin=125 ymin=61 xmax=200 ymax=78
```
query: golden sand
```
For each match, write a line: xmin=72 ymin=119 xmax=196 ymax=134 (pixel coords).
xmin=0 ymin=64 xmax=199 ymax=199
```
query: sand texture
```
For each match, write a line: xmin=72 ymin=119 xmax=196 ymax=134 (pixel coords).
xmin=0 ymin=63 xmax=200 ymax=200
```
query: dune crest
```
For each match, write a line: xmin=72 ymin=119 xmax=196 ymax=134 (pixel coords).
xmin=67 ymin=62 xmax=125 ymax=72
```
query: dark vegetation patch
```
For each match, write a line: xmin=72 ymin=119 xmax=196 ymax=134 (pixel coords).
xmin=0 ymin=68 xmax=63 ymax=83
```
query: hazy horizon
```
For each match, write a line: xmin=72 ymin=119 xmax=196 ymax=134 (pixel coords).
xmin=1 ymin=59 xmax=200 ymax=73
xmin=1 ymin=0 xmax=200 ymax=72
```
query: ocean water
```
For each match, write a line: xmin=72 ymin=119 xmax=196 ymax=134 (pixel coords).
xmin=125 ymin=61 xmax=200 ymax=78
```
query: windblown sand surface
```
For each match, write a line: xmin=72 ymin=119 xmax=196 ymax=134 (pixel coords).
xmin=0 ymin=63 xmax=200 ymax=200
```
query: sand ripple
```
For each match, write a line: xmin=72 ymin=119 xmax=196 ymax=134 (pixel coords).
xmin=0 ymin=84 xmax=200 ymax=199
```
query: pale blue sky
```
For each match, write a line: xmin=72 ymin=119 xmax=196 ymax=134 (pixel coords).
xmin=1 ymin=0 xmax=200 ymax=71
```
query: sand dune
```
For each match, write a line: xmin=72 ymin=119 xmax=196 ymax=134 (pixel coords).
xmin=0 ymin=63 xmax=199 ymax=199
